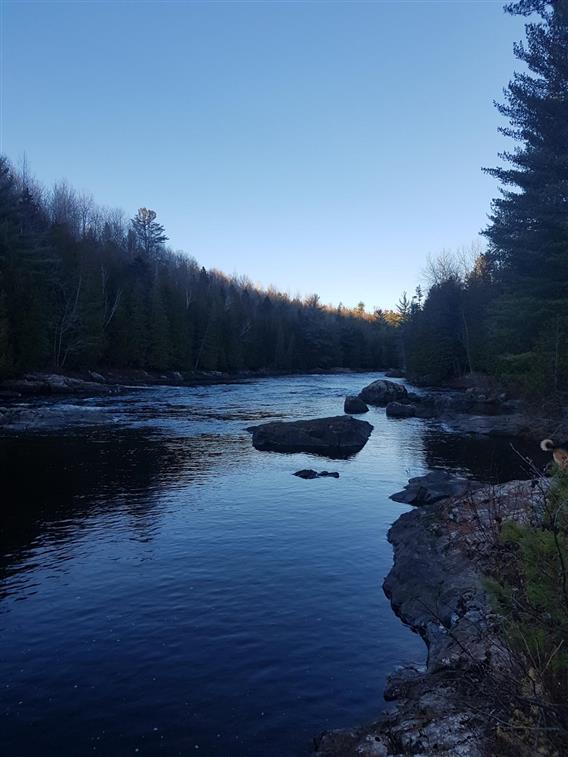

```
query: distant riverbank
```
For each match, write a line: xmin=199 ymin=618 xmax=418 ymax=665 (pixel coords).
xmin=0 ymin=366 xmax=364 ymax=400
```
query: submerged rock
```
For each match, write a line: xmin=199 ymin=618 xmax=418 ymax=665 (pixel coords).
xmin=386 ymin=401 xmax=416 ymax=418
xmin=390 ymin=470 xmax=481 ymax=506
xmin=343 ymin=395 xmax=369 ymax=414
xmin=247 ymin=415 xmax=373 ymax=457
xmin=359 ymin=379 xmax=407 ymax=406
xmin=293 ymin=469 xmax=340 ymax=479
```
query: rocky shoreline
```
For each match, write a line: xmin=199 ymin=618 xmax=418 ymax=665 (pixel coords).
xmin=314 ymin=477 xmax=543 ymax=756
xmin=0 ymin=367 xmax=362 ymax=400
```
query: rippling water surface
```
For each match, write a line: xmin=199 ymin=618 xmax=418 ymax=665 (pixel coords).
xmin=0 ymin=373 xmax=541 ymax=756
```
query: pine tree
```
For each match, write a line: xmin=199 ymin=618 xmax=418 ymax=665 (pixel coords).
xmin=131 ymin=208 xmax=168 ymax=258
xmin=483 ymin=0 xmax=568 ymax=372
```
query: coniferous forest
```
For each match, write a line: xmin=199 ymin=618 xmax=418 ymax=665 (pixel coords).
xmin=402 ymin=0 xmax=568 ymax=393
xmin=0 ymin=159 xmax=402 ymax=379
xmin=1 ymin=0 xmax=567 ymax=397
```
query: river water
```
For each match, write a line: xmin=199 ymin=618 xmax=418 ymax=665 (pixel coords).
xmin=0 ymin=373 xmax=541 ymax=756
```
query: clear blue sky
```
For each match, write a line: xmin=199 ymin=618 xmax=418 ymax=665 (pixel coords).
xmin=3 ymin=0 xmax=525 ymax=309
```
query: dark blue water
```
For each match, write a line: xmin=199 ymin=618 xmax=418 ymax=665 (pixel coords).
xmin=0 ymin=373 xmax=539 ymax=756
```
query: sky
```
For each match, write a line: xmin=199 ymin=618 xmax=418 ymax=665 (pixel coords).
xmin=3 ymin=0 xmax=526 ymax=310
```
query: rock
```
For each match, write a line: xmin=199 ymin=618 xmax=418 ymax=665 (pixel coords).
xmin=390 ymin=470 xmax=481 ymax=506
xmin=247 ymin=415 xmax=373 ymax=457
xmin=443 ymin=413 xmax=533 ymax=437
xmin=293 ymin=469 xmax=340 ymax=479
xmin=294 ymin=469 xmax=319 ymax=479
xmin=315 ymin=480 xmax=542 ymax=757
xmin=359 ymin=379 xmax=407 ymax=406
xmin=386 ymin=401 xmax=416 ymax=418
xmin=384 ymin=369 xmax=405 ymax=378
xmin=344 ymin=395 xmax=369 ymax=414
xmin=383 ymin=665 xmax=425 ymax=701
xmin=2 ymin=373 xmax=114 ymax=396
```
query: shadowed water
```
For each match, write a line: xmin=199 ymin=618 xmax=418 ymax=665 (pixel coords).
xmin=0 ymin=373 xmax=545 ymax=756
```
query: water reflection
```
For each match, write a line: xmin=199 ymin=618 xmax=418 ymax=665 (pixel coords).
xmin=421 ymin=425 xmax=547 ymax=482
xmin=0 ymin=428 xmax=252 ymax=595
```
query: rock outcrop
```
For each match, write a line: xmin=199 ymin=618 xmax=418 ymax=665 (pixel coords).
xmin=359 ymin=379 xmax=408 ymax=406
xmin=315 ymin=479 xmax=541 ymax=756
xmin=390 ymin=470 xmax=481 ymax=505
xmin=1 ymin=373 xmax=114 ymax=396
xmin=247 ymin=415 xmax=373 ymax=457
xmin=344 ymin=395 xmax=369 ymax=414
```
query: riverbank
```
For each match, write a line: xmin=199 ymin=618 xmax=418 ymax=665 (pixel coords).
xmin=0 ymin=367 xmax=363 ymax=400
xmin=315 ymin=477 xmax=546 ymax=756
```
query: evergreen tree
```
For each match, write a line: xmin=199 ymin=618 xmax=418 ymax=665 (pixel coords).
xmin=483 ymin=0 xmax=568 ymax=382
xmin=131 ymin=208 xmax=168 ymax=258
xmin=0 ymin=155 xmax=396 ymax=378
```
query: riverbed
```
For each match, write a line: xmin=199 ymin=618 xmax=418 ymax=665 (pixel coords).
xmin=0 ymin=373 xmax=541 ymax=756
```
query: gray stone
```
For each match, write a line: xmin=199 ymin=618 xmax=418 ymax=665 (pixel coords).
xmin=359 ymin=379 xmax=407 ymax=406
xmin=344 ymin=395 xmax=369 ymax=414
xmin=293 ymin=469 xmax=340 ymax=479
xmin=386 ymin=401 xmax=416 ymax=418
xmin=247 ymin=415 xmax=373 ymax=457
xmin=390 ymin=470 xmax=481 ymax=506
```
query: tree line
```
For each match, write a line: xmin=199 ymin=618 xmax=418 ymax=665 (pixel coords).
xmin=1 ymin=0 xmax=566 ymax=396
xmin=397 ymin=0 xmax=568 ymax=395
xmin=0 ymin=161 xmax=401 ymax=378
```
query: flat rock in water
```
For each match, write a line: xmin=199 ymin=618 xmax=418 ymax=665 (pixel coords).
xmin=359 ymin=378 xmax=407 ymax=406
xmin=293 ymin=469 xmax=340 ymax=479
xmin=390 ymin=470 xmax=481 ymax=505
xmin=247 ymin=415 xmax=373 ymax=457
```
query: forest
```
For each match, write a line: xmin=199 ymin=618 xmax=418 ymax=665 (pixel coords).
xmin=401 ymin=0 xmax=568 ymax=394
xmin=0 ymin=0 xmax=567 ymax=398
xmin=0 ymin=159 xmax=401 ymax=378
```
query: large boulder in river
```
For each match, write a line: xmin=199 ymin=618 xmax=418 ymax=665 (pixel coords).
xmin=359 ymin=378 xmax=407 ymax=406
xmin=247 ymin=415 xmax=373 ymax=457
xmin=386 ymin=401 xmax=416 ymax=418
xmin=344 ymin=395 xmax=369 ymax=414
xmin=390 ymin=471 xmax=482 ymax=506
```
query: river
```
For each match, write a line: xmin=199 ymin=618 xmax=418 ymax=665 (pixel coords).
xmin=0 ymin=373 xmax=539 ymax=756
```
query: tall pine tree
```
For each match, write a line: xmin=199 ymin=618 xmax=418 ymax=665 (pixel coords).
xmin=483 ymin=0 xmax=568 ymax=384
